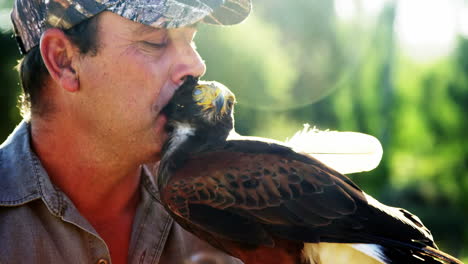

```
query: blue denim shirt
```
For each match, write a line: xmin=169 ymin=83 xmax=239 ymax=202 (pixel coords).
xmin=0 ymin=121 xmax=242 ymax=264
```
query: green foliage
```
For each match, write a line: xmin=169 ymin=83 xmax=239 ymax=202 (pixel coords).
xmin=0 ymin=30 xmax=21 ymax=141
xmin=0 ymin=0 xmax=467 ymax=259
xmin=197 ymin=16 xmax=299 ymax=110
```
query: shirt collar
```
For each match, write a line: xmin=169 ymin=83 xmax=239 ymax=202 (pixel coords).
xmin=0 ymin=120 xmax=47 ymax=207
xmin=0 ymin=120 xmax=71 ymax=220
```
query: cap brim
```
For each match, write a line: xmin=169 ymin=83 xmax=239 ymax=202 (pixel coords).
xmin=107 ymin=0 xmax=251 ymax=29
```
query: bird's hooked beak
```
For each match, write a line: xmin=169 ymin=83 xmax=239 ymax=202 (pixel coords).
xmin=213 ymin=92 xmax=225 ymax=114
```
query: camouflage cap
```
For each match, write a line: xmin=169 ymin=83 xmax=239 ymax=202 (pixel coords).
xmin=11 ymin=0 xmax=252 ymax=54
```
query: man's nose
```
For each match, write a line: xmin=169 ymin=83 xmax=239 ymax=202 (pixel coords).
xmin=171 ymin=44 xmax=207 ymax=85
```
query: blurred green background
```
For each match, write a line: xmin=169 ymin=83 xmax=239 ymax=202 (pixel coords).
xmin=1 ymin=0 xmax=467 ymax=260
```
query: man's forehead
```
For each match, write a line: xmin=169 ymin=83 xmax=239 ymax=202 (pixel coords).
xmin=131 ymin=21 xmax=199 ymax=37
xmin=85 ymin=11 xmax=200 ymax=42
xmin=133 ymin=23 xmax=165 ymax=36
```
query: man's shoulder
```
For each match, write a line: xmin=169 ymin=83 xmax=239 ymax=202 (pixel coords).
xmin=0 ymin=200 xmax=40 ymax=260
xmin=0 ymin=198 xmax=93 ymax=263
xmin=0 ymin=121 xmax=41 ymax=207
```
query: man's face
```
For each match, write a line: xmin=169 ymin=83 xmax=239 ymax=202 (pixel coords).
xmin=74 ymin=11 xmax=206 ymax=163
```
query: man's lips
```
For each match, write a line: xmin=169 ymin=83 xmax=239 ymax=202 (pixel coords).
xmin=154 ymin=113 xmax=171 ymax=144
xmin=157 ymin=87 xmax=178 ymax=114
xmin=156 ymin=113 xmax=168 ymax=128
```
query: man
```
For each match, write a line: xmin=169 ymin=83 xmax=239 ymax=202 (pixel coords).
xmin=1 ymin=0 xmax=250 ymax=263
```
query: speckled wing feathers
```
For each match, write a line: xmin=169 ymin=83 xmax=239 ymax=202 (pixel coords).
xmin=160 ymin=140 xmax=368 ymax=246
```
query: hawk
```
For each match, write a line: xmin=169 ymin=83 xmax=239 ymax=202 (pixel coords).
xmin=157 ymin=77 xmax=462 ymax=264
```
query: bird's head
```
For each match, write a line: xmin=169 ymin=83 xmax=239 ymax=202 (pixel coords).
xmin=161 ymin=76 xmax=236 ymax=156
xmin=192 ymin=81 xmax=236 ymax=123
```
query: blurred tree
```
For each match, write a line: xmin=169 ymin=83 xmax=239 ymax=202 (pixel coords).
xmin=0 ymin=0 xmax=21 ymax=140
xmin=0 ymin=30 xmax=21 ymax=141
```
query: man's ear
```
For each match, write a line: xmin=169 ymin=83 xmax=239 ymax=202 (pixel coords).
xmin=40 ymin=28 xmax=80 ymax=92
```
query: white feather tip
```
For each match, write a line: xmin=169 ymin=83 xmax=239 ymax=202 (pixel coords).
xmin=285 ymin=124 xmax=383 ymax=174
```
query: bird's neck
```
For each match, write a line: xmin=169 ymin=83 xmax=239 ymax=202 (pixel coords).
xmin=158 ymin=123 xmax=228 ymax=188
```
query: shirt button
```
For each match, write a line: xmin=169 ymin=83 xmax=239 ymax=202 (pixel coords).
xmin=97 ymin=258 xmax=109 ymax=264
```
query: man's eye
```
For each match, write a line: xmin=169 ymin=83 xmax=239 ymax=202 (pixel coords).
xmin=142 ymin=41 xmax=168 ymax=49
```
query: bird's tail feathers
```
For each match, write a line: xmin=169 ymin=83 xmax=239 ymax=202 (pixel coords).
xmin=365 ymin=239 xmax=463 ymax=264
xmin=381 ymin=243 xmax=463 ymax=264
xmin=301 ymin=241 xmax=463 ymax=264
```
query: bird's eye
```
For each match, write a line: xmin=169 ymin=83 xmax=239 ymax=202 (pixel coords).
xmin=227 ymin=99 xmax=234 ymax=108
